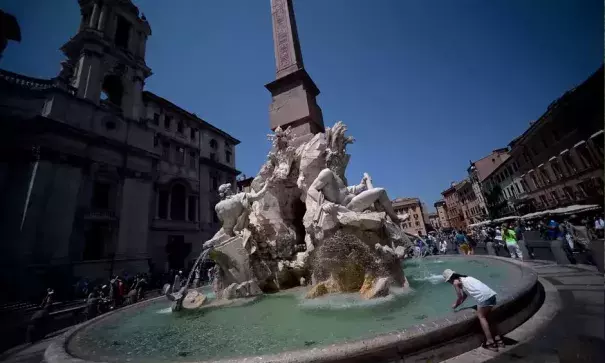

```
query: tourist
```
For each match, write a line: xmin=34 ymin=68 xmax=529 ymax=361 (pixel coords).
xmin=549 ymin=218 xmax=576 ymax=263
xmin=594 ymin=216 xmax=604 ymax=238
xmin=40 ymin=288 xmax=54 ymax=309
xmin=454 ymin=230 xmax=469 ymax=255
xmin=440 ymin=239 xmax=448 ymax=254
xmin=465 ymin=232 xmax=477 ymax=255
xmin=443 ymin=269 xmax=503 ymax=351
xmin=172 ymin=270 xmax=183 ymax=292
xmin=502 ymin=224 xmax=523 ymax=259
xmin=515 ymin=221 xmax=534 ymax=259
xmin=493 ymin=226 xmax=504 ymax=255
xmin=85 ymin=287 xmax=101 ymax=320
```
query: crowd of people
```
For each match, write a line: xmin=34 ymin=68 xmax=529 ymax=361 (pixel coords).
xmin=412 ymin=212 xmax=603 ymax=264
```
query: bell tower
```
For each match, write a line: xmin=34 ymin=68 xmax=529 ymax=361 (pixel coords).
xmin=59 ymin=0 xmax=152 ymax=120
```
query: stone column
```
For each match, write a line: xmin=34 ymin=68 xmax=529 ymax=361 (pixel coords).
xmin=185 ymin=196 xmax=190 ymax=221
xmin=167 ymin=192 xmax=172 ymax=220
xmin=154 ymin=190 xmax=159 ymax=219
xmin=139 ymin=34 xmax=147 ymax=58
xmin=97 ymin=4 xmax=108 ymax=31
xmin=89 ymin=2 xmax=100 ymax=28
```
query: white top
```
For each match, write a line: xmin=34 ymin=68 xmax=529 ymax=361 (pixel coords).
xmin=494 ymin=230 xmax=503 ymax=241
xmin=460 ymin=276 xmax=496 ymax=303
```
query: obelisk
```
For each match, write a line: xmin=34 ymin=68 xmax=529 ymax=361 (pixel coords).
xmin=265 ymin=0 xmax=324 ymax=139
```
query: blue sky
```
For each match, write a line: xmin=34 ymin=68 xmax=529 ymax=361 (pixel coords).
xmin=2 ymin=0 xmax=602 ymax=210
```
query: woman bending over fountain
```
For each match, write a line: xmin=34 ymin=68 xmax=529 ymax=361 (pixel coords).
xmin=443 ymin=269 xmax=504 ymax=351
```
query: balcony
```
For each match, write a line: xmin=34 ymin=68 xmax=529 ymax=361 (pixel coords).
xmin=83 ymin=209 xmax=117 ymax=221
xmin=151 ymin=218 xmax=199 ymax=231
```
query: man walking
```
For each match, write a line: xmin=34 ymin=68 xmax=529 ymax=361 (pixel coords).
xmin=503 ymin=224 xmax=523 ymax=259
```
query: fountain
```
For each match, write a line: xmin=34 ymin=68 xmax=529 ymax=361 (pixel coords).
xmin=46 ymin=122 xmax=542 ymax=363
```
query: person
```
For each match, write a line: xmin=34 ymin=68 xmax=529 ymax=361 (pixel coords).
xmin=440 ymin=239 xmax=448 ymax=254
xmin=465 ymin=232 xmax=477 ymax=255
xmin=515 ymin=221 xmax=533 ymax=259
xmin=549 ymin=218 xmax=576 ymax=263
xmin=172 ymin=270 xmax=182 ymax=293
xmin=455 ymin=230 xmax=469 ymax=255
xmin=443 ymin=269 xmax=503 ymax=351
xmin=40 ymin=288 xmax=54 ymax=309
xmin=594 ymin=216 xmax=604 ymax=238
xmin=85 ymin=287 xmax=100 ymax=320
xmin=493 ymin=227 xmax=504 ymax=255
xmin=502 ymin=224 xmax=523 ymax=259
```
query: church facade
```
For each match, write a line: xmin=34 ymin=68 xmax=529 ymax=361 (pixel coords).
xmin=0 ymin=0 xmax=239 ymax=299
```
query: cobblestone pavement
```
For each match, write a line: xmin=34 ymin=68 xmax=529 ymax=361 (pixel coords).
xmin=482 ymin=261 xmax=604 ymax=363
xmin=1 ymin=263 xmax=603 ymax=363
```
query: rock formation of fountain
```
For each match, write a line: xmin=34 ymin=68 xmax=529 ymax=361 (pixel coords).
xmin=170 ymin=121 xmax=414 ymax=309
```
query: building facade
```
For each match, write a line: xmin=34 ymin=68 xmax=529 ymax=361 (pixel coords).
xmin=392 ymin=197 xmax=428 ymax=236
xmin=441 ymin=182 xmax=466 ymax=230
xmin=466 ymin=148 xmax=509 ymax=221
xmin=434 ymin=199 xmax=450 ymax=229
xmin=481 ymin=153 xmax=522 ymax=219
xmin=510 ymin=66 xmax=604 ymax=214
xmin=0 ymin=0 xmax=239 ymax=300
xmin=428 ymin=213 xmax=441 ymax=230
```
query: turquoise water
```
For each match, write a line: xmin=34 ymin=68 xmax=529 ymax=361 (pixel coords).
xmin=69 ymin=257 xmax=520 ymax=362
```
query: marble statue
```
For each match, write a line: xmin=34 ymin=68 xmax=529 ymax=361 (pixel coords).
xmin=173 ymin=120 xmax=416 ymax=307
xmin=203 ymin=176 xmax=274 ymax=249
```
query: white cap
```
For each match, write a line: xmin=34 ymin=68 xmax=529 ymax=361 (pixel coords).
xmin=443 ymin=269 xmax=455 ymax=282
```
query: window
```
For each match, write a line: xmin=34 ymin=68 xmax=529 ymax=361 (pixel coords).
xmin=153 ymin=134 xmax=159 ymax=147
xmin=540 ymin=170 xmax=551 ymax=185
xmin=170 ymin=184 xmax=186 ymax=221
xmin=562 ymin=187 xmax=574 ymax=199
xmin=530 ymin=174 xmax=540 ymax=188
xmin=187 ymin=196 xmax=197 ymax=221
xmin=164 ymin=116 xmax=171 ymax=130
xmin=530 ymin=146 xmax=538 ymax=156
xmin=83 ymin=225 xmax=106 ymax=261
xmin=539 ymin=195 xmax=548 ymax=206
xmin=189 ymin=152 xmax=196 ymax=169
xmin=561 ymin=153 xmax=577 ymax=174
xmin=541 ymin=138 xmax=548 ymax=149
xmin=114 ymin=16 xmax=131 ymax=49
xmin=225 ymin=150 xmax=232 ymax=163
xmin=153 ymin=113 xmax=160 ymax=125
xmin=550 ymin=191 xmax=559 ymax=202
xmin=162 ymin=142 xmax=170 ymax=160
xmin=100 ymin=75 xmax=123 ymax=106
xmin=523 ymin=152 xmax=531 ymax=163
xmin=550 ymin=161 xmax=563 ymax=179
xmin=415 ymin=221 xmax=420 ymax=227
xmin=210 ymin=139 xmax=218 ymax=150
xmin=158 ymin=190 xmax=169 ymax=219
xmin=514 ymin=183 xmax=520 ymax=194
xmin=175 ymin=147 xmax=185 ymax=165
xmin=211 ymin=175 xmax=218 ymax=191
xmin=414 ymin=214 xmax=418 ymax=219
xmin=576 ymin=183 xmax=587 ymax=197
xmin=552 ymin=130 xmax=560 ymax=142
xmin=177 ymin=122 xmax=184 ymax=134
xmin=190 ymin=128 xmax=197 ymax=140
xmin=210 ymin=152 xmax=216 ymax=161
xmin=92 ymin=182 xmax=110 ymax=209
xmin=577 ymin=147 xmax=596 ymax=169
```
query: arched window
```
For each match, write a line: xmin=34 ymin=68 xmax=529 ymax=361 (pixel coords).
xmin=170 ymin=184 xmax=186 ymax=220
xmin=100 ymin=75 xmax=123 ymax=106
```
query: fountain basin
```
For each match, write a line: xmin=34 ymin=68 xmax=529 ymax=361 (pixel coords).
xmin=45 ymin=256 xmax=540 ymax=363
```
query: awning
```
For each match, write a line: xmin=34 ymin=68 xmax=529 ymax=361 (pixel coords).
xmin=560 ymin=149 xmax=569 ymax=155
xmin=520 ymin=173 xmax=526 ymax=178
xmin=590 ymin=130 xmax=604 ymax=139
xmin=573 ymin=140 xmax=586 ymax=148
xmin=537 ymin=163 xmax=544 ymax=168
xmin=548 ymin=156 xmax=557 ymax=162
xmin=528 ymin=169 xmax=535 ymax=173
